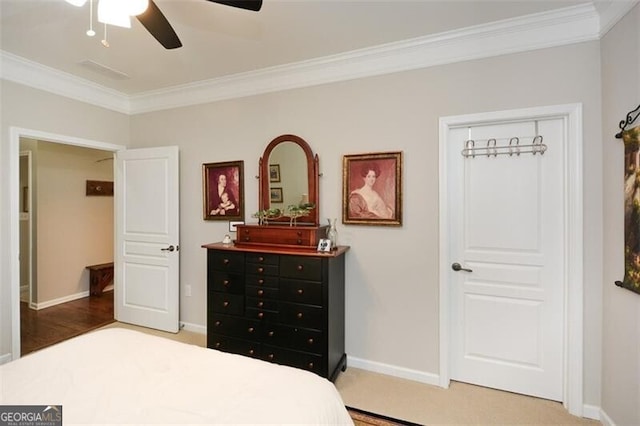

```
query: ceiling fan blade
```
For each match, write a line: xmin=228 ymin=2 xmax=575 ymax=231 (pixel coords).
xmin=136 ymin=0 xmax=182 ymax=49
xmin=207 ymin=0 xmax=263 ymax=12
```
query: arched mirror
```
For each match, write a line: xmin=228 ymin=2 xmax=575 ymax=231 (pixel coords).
xmin=259 ymin=134 xmax=319 ymax=226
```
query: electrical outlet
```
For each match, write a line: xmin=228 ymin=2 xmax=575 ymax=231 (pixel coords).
xmin=185 ymin=285 xmax=192 ymax=297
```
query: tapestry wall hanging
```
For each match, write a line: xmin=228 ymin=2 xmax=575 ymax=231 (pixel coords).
xmin=616 ymin=104 xmax=640 ymax=295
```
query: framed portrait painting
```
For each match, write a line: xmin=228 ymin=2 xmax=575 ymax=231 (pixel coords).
xmin=342 ymin=151 xmax=403 ymax=226
xmin=203 ymin=160 xmax=244 ymax=221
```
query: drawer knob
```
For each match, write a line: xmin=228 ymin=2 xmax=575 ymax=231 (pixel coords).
xmin=258 ymin=256 xmax=264 ymax=262
xmin=223 ymin=258 xmax=230 ymax=265
xmin=223 ymin=280 xmax=229 ymax=286
xmin=258 ymin=279 xmax=264 ymax=285
xmin=268 ymin=331 xmax=274 ymax=337
xmin=307 ymin=362 xmax=314 ymax=369
xmin=268 ymin=354 xmax=274 ymax=360
xmin=244 ymin=237 xmax=250 ymax=241
xmin=307 ymin=338 xmax=314 ymax=345
xmin=297 ymin=239 xmax=302 ymax=244
xmin=248 ymin=327 xmax=255 ymax=333
xmin=223 ymin=301 xmax=229 ymax=307
xmin=257 ymin=267 xmax=264 ymax=273
xmin=257 ymin=301 xmax=264 ymax=308
xmin=257 ymin=289 xmax=264 ymax=296
xmin=258 ymin=312 xmax=264 ymax=319
xmin=215 ymin=321 xmax=221 ymax=326
xmin=297 ymin=265 xmax=304 ymax=271
xmin=296 ymin=312 xmax=303 ymax=319
xmin=215 ymin=342 xmax=221 ymax=348
xmin=249 ymin=349 xmax=254 ymax=355
xmin=297 ymin=289 xmax=304 ymax=295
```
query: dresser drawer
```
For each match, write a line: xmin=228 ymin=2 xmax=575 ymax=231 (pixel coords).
xmin=245 ymin=274 xmax=279 ymax=288
xmin=279 ymin=279 xmax=322 ymax=305
xmin=246 ymin=252 xmax=279 ymax=265
xmin=262 ymin=345 xmax=323 ymax=375
xmin=246 ymin=307 xmax=278 ymax=321
xmin=208 ymin=250 xmax=245 ymax=273
xmin=208 ymin=333 xmax=261 ymax=358
xmin=209 ymin=293 xmax=244 ymax=315
xmin=246 ymin=263 xmax=279 ymax=276
xmin=246 ymin=285 xmax=279 ymax=300
xmin=211 ymin=272 xmax=244 ymax=294
xmin=246 ymin=297 xmax=278 ymax=311
xmin=263 ymin=324 xmax=324 ymax=354
xmin=237 ymin=226 xmax=321 ymax=247
xmin=280 ymin=256 xmax=322 ymax=281
xmin=279 ymin=302 xmax=323 ymax=330
xmin=209 ymin=314 xmax=260 ymax=339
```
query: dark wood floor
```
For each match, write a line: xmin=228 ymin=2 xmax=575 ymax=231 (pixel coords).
xmin=21 ymin=290 xmax=115 ymax=356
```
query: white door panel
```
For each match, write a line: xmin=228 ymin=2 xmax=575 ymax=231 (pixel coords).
xmin=449 ymin=118 xmax=564 ymax=401
xmin=115 ymin=146 xmax=179 ymax=333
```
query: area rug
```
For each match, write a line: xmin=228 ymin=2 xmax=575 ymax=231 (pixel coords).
xmin=347 ymin=406 xmax=423 ymax=426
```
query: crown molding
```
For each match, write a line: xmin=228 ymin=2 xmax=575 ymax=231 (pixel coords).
xmin=597 ymin=0 xmax=639 ymax=37
xmin=0 ymin=51 xmax=130 ymax=114
xmin=0 ymin=2 xmax=613 ymax=115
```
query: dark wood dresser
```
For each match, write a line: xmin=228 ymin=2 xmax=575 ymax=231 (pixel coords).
xmin=202 ymin=242 xmax=349 ymax=381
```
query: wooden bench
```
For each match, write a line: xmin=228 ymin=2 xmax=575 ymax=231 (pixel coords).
xmin=86 ymin=262 xmax=114 ymax=296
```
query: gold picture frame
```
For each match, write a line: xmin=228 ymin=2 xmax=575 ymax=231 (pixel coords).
xmin=342 ymin=151 xmax=402 ymax=226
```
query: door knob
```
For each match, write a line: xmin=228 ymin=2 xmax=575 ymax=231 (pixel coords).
xmin=451 ymin=262 xmax=472 ymax=272
xmin=161 ymin=245 xmax=175 ymax=252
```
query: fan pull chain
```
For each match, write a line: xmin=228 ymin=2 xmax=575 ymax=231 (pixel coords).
xmin=86 ymin=0 xmax=95 ymax=36
xmin=101 ymin=23 xmax=110 ymax=48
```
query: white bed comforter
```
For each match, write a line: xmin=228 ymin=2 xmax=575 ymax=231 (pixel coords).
xmin=0 ymin=328 xmax=353 ymax=425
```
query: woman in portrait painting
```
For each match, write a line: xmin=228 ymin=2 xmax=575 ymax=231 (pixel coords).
xmin=348 ymin=162 xmax=393 ymax=219
xmin=210 ymin=172 xmax=238 ymax=216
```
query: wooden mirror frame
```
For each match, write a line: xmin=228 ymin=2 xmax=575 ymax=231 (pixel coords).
xmin=259 ymin=134 xmax=319 ymax=226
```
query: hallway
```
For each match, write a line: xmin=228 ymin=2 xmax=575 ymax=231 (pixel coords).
xmin=20 ymin=291 xmax=114 ymax=356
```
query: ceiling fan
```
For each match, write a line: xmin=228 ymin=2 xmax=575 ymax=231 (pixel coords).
xmin=138 ymin=0 xmax=263 ymax=50
xmin=66 ymin=0 xmax=262 ymax=50
xmin=136 ymin=0 xmax=262 ymax=49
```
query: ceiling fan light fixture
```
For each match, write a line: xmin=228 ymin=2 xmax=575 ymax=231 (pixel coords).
xmin=65 ymin=0 xmax=87 ymax=7
xmin=128 ymin=0 xmax=149 ymax=16
xmin=97 ymin=0 xmax=132 ymax=28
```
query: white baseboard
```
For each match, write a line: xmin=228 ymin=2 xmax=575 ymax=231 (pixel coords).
xmin=599 ymin=408 xmax=615 ymax=426
xmin=35 ymin=290 xmax=90 ymax=310
xmin=582 ymin=404 xmax=601 ymax=421
xmin=0 ymin=352 xmax=13 ymax=365
xmin=347 ymin=355 xmax=441 ymax=387
xmin=180 ymin=321 xmax=206 ymax=335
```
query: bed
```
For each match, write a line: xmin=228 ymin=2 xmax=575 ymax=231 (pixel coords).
xmin=0 ymin=328 xmax=353 ymax=425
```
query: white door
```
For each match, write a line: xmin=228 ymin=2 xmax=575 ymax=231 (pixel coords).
xmin=447 ymin=118 xmax=564 ymax=401
xmin=115 ymin=146 xmax=180 ymax=333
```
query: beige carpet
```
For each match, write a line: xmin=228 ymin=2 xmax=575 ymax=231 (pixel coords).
xmin=98 ymin=323 xmax=600 ymax=425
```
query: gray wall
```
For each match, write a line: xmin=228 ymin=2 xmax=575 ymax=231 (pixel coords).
xmin=129 ymin=41 xmax=603 ymax=405
xmin=601 ymin=5 xmax=640 ymax=425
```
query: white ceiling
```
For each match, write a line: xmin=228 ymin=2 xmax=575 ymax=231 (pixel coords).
xmin=2 ymin=0 xmax=601 ymax=96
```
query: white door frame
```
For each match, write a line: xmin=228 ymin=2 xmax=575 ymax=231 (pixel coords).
xmin=438 ymin=104 xmax=584 ymax=416
xmin=8 ymin=126 xmax=125 ymax=360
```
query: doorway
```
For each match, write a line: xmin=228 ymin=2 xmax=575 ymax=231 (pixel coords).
xmin=438 ymin=104 xmax=584 ymax=416
xmin=9 ymin=127 xmax=126 ymax=359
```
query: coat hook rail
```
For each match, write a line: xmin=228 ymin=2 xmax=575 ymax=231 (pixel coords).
xmin=615 ymin=104 xmax=640 ymax=139
xmin=461 ymin=136 xmax=547 ymax=158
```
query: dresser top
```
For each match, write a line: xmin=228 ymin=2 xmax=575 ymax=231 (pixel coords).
xmin=202 ymin=242 xmax=350 ymax=257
